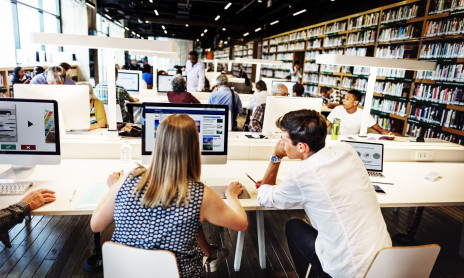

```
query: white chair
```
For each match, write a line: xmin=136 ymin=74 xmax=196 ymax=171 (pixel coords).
xmin=364 ymin=244 xmax=440 ymax=278
xmin=102 ymin=242 xmax=180 ymax=278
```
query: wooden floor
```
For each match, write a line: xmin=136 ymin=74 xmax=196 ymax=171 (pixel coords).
xmin=1 ymin=206 xmax=464 ymax=278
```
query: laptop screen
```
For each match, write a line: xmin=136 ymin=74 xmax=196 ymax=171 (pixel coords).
xmin=343 ymin=141 xmax=384 ymax=172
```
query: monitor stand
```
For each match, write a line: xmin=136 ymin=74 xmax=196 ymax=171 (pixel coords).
xmin=0 ymin=165 xmax=36 ymax=179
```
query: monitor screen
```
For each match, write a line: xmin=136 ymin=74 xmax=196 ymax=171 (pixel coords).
xmin=0 ymin=98 xmax=60 ymax=168
xmin=343 ymin=141 xmax=384 ymax=172
xmin=261 ymin=96 xmax=323 ymax=136
xmin=142 ymin=102 xmax=228 ymax=164
xmin=117 ymin=71 xmax=140 ymax=91
xmin=157 ymin=75 xmax=188 ymax=93
xmin=271 ymin=81 xmax=297 ymax=96
xmin=14 ymin=84 xmax=90 ymax=131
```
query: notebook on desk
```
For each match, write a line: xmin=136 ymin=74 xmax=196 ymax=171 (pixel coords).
xmin=343 ymin=141 xmax=394 ymax=185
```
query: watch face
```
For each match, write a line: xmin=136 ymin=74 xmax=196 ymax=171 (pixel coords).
xmin=271 ymin=155 xmax=280 ymax=163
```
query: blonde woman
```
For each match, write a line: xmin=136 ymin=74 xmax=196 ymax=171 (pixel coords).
xmin=91 ymin=114 xmax=248 ymax=277
xmin=78 ymin=82 xmax=107 ymax=130
xmin=45 ymin=66 xmax=66 ymax=85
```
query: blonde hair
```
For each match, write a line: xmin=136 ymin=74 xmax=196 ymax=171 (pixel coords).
xmin=46 ymin=66 xmax=66 ymax=85
xmin=77 ymin=82 xmax=98 ymax=100
xmin=133 ymin=114 xmax=201 ymax=208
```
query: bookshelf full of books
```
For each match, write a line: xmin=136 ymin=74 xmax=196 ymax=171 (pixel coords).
xmin=232 ymin=42 xmax=254 ymax=78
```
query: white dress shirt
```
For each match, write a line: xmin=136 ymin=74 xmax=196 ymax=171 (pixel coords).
xmin=327 ymin=106 xmax=376 ymax=135
xmin=258 ymin=143 xmax=391 ymax=278
xmin=185 ymin=59 xmax=205 ymax=92
xmin=246 ymin=90 xmax=269 ymax=111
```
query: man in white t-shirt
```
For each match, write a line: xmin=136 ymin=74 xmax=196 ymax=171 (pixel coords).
xmin=327 ymin=90 xmax=392 ymax=135
xmin=185 ymin=50 xmax=205 ymax=92
xmin=256 ymin=109 xmax=391 ymax=278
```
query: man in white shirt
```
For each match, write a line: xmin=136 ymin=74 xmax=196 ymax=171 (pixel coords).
xmin=257 ymin=109 xmax=391 ymax=278
xmin=327 ymin=90 xmax=392 ymax=135
xmin=185 ymin=51 xmax=205 ymax=92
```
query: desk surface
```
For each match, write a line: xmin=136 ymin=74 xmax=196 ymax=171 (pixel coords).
xmin=1 ymin=159 xmax=463 ymax=216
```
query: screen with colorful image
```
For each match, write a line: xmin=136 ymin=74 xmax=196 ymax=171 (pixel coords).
xmin=343 ymin=141 xmax=383 ymax=172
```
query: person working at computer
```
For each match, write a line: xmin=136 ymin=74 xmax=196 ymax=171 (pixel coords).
xmin=94 ymin=67 xmax=139 ymax=123
xmin=0 ymin=189 xmax=56 ymax=248
xmin=78 ymin=82 xmax=107 ymax=130
xmin=326 ymin=90 xmax=396 ymax=135
xmin=208 ymin=75 xmax=243 ymax=131
xmin=11 ymin=66 xmax=31 ymax=85
xmin=249 ymin=103 xmax=266 ymax=132
xmin=30 ymin=66 xmax=67 ymax=85
xmin=273 ymin=84 xmax=289 ymax=96
xmin=292 ymin=83 xmax=305 ymax=97
xmin=320 ymin=86 xmax=343 ymax=108
xmin=142 ymin=63 xmax=153 ymax=89
xmin=167 ymin=75 xmax=201 ymax=104
xmin=90 ymin=114 xmax=248 ymax=277
xmin=185 ymin=50 xmax=205 ymax=92
xmin=256 ymin=109 xmax=391 ymax=278
xmin=59 ymin=62 xmax=76 ymax=85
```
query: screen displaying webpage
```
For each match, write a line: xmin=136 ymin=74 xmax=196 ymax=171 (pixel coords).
xmin=0 ymin=100 xmax=58 ymax=154
xmin=117 ymin=72 xmax=139 ymax=91
xmin=144 ymin=105 xmax=227 ymax=154
xmin=345 ymin=141 xmax=383 ymax=171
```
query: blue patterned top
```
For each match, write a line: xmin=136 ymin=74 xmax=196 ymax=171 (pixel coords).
xmin=112 ymin=174 xmax=205 ymax=277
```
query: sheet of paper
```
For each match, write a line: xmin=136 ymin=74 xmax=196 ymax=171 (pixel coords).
xmin=76 ymin=182 xmax=108 ymax=210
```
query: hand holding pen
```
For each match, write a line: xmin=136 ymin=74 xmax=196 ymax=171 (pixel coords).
xmin=246 ymin=173 xmax=262 ymax=189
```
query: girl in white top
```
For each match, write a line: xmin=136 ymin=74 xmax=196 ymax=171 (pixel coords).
xmin=247 ymin=80 xmax=269 ymax=112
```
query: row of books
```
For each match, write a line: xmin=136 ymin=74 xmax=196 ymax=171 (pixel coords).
xmin=419 ymin=42 xmax=464 ymax=59
xmin=425 ymin=17 xmax=464 ymax=37
xmin=372 ymin=97 xmax=408 ymax=116
xmin=406 ymin=123 xmax=463 ymax=145
xmin=442 ymin=109 xmax=464 ymax=130
xmin=408 ymin=103 xmax=450 ymax=125
xmin=304 ymin=85 xmax=318 ymax=95
xmin=381 ymin=4 xmax=420 ymax=23
xmin=429 ymin=0 xmax=464 ymax=14
xmin=319 ymin=75 xmax=340 ymax=86
xmin=375 ymin=45 xmax=407 ymax=59
xmin=303 ymin=73 xmax=319 ymax=83
xmin=352 ymin=66 xmax=370 ymax=75
xmin=324 ymin=49 xmax=344 ymax=55
xmin=352 ymin=78 xmax=368 ymax=91
xmin=378 ymin=25 xmax=416 ymax=42
xmin=412 ymin=83 xmax=464 ymax=105
xmin=416 ymin=63 xmax=464 ymax=82
xmin=320 ymin=64 xmax=342 ymax=73
xmin=346 ymin=47 xmax=367 ymax=56
xmin=326 ymin=21 xmax=347 ymax=34
xmin=304 ymin=62 xmax=319 ymax=72
xmin=307 ymin=39 xmax=322 ymax=49
xmin=277 ymin=53 xmax=293 ymax=61
xmin=274 ymin=71 xmax=290 ymax=79
xmin=377 ymin=68 xmax=406 ymax=78
xmin=347 ymin=30 xmax=376 ymax=45
xmin=305 ymin=50 xmax=321 ymax=60
xmin=348 ymin=12 xmax=379 ymax=30
xmin=307 ymin=26 xmax=324 ymax=38
xmin=374 ymin=81 xmax=407 ymax=97
xmin=269 ymin=46 xmax=276 ymax=53
xmin=287 ymin=42 xmax=305 ymax=51
xmin=0 ymin=74 xmax=4 ymax=86
xmin=287 ymin=30 xmax=307 ymax=41
xmin=372 ymin=115 xmax=403 ymax=133
xmin=323 ymin=36 xmax=344 ymax=47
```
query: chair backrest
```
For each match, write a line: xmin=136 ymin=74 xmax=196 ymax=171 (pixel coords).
xmin=364 ymin=244 xmax=440 ymax=278
xmin=102 ymin=242 xmax=180 ymax=278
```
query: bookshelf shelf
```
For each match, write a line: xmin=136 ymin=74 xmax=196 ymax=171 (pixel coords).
xmin=442 ymin=127 xmax=464 ymax=136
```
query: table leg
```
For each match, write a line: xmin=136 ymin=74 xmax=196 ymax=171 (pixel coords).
xmin=234 ymin=231 xmax=245 ymax=271
xmin=460 ymin=216 xmax=464 ymax=257
xmin=257 ymin=210 xmax=266 ymax=269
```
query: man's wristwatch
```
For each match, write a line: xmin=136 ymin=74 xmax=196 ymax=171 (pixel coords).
xmin=270 ymin=155 xmax=282 ymax=164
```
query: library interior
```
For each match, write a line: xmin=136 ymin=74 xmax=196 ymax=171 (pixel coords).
xmin=1 ymin=0 xmax=464 ymax=277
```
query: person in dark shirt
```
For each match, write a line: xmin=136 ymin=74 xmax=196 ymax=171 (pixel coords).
xmin=167 ymin=74 xmax=201 ymax=104
xmin=11 ymin=66 xmax=31 ymax=85
xmin=142 ymin=63 xmax=153 ymax=88
xmin=292 ymin=83 xmax=305 ymax=97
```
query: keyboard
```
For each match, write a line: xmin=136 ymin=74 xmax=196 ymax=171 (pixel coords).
xmin=368 ymin=171 xmax=385 ymax=178
xmin=0 ymin=182 xmax=33 ymax=195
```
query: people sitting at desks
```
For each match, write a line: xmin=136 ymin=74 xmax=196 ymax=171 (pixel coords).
xmin=33 ymin=66 xmax=45 ymax=77
xmin=167 ymin=75 xmax=200 ymax=104
xmin=30 ymin=66 xmax=66 ymax=85
xmin=249 ymin=103 xmax=266 ymax=132
xmin=208 ymin=75 xmax=243 ymax=131
xmin=59 ymin=62 xmax=76 ymax=85
xmin=90 ymin=114 xmax=248 ymax=277
xmin=327 ymin=90 xmax=394 ymax=135
xmin=273 ymin=84 xmax=289 ymax=96
xmin=1 ymin=189 xmax=56 ymax=248
xmin=94 ymin=67 xmax=139 ymax=123
xmin=78 ymin=82 xmax=107 ymax=130
xmin=185 ymin=50 xmax=205 ymax=92
xmin=320 ymin=86 xmax=343 ymax=108
xmin=11 ymin=66 xmax=31 ymax=85
xmin=247 ymin=80 xmax=268 ymax=112
xmin=142 ymin=63 xmax=153 ymax=89
xmin=256 ymin=109 xmax=391 ymax=278
xmin=292 ymin=83 xmax=305 ymax=97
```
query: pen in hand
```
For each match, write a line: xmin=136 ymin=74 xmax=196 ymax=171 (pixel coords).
xmin=69 ymin=189 xmax=76 ymax=203
xmin=245 ymin=173 xmax=257 ymax=184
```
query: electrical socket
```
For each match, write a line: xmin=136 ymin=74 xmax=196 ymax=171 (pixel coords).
xmin=414 ymin=151 xmax=433 ymax=161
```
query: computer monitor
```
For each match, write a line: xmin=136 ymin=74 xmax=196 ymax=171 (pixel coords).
xmin=157 ymin=75 xmax=188 ymax=93
xmin=271 ymin=80 xmax=297 ymax=96
xmin=0 ymin=98 xmax=60 ymax=179
xmin=117 ymin=70 xmax=142 ymax=92
xmin=142 ymin=102 xmax=228 ymax=164
xmin=166 ymin=69 xmax=187 ymax=76
xmin=261 ymin=96 xmax=323 ymax=136
xmin=14 ymin=84 xmax=90 ymax=132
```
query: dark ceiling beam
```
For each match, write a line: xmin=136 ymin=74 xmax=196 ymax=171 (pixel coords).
xmin=138 ymin=16 xmax=244 ymax=30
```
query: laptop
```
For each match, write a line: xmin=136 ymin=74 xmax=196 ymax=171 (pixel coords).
xmin=343 ymin=141 xmax=394 ymax=185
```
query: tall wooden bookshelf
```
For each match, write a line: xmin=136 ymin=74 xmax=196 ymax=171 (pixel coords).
xmin=260 ymin=0 xmax=464 ymax=144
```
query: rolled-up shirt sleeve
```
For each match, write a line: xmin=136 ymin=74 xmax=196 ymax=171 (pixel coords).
xmin=0 ymin=202 xmax=30 ymax=233
xmin=257 ymin=174 xmax=304 ymax=209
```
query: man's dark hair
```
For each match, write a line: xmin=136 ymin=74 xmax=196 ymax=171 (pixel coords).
xmin=292 ymin=83 xmax=304 ymax=96
xmin=255 ymin=80 xmax=267 ymax=91
xmin=276 ymin=109 xmax=327 ymax=152
xmin=59 ymin=62 xmax=72 ymax=72
xmin=143 ymin=64 xmax=151 ymax=73
xmin=348 ymin=89 xmax=362 ymax=102
xmin=188 ymin=51 xmax=198 ymax=58
xmin=294 ymin=60 xmax=300 ymax=65
xmin=320 ymin=86 xmax=332 ymax=94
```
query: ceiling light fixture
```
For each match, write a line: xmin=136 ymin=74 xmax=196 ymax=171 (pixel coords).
xmin=293 ymin=9 xmax=307 ymax=16
xmin=162 ymin=25 xmax=165 ymax=29
xmin=243 ymin=32 xmax=249 ymax=36
xmin=149 ymin=0 xmax=153 ymax=2
xmin=154 ymin=9 xmax=159 ymax=16
xmin=224 ymin=41 xmax=228 ymax=45
xmin=255 ymin=27 xmax=261 ymax=32
xmin=224 ymin=2 xmax=232 ymax=9
xmin=186 ymin=24 xmax=189 ymax=27
xmin=270 ymin=20 xmax=279 ymax=25
xmin=164 ymin=30 xmax=167 ymax=34
xmin=201 ymin=33 xmax=204 ymax=37
xmin=204 ymin=29 xmax=208 ymax=33
xmin=104 ymin=14 xmax=112 ymax=20
xmin=85 ymin=1 xmax=95 ymax=9
xmin=215 ymin=15 xmax=220 ymax=21
xmin=145 ymin=21 xmax=149 ymax=24
xmin=222 ymin=27 xmax=226 ymax=31
xmin=124 ymin=27 xmax=129 ymax=31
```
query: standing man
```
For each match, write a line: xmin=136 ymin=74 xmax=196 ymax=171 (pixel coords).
xmin=256 ymin=109 xmax=391 ymax=278
xmin=185 ymin=51 xmax=205 ymax=92
xmin=208 ymin=75 xmax=242 ymax=131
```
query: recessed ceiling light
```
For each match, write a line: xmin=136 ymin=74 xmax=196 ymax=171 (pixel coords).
xmin=201 ymin=33 xmax=204 ymax=37
xmin=270 ymin=20 xmax=279 ymax=25
xmin=255 ymin=27 xmax=261 ymax=32
xmin=222 ymin=27 xmax=226 ymax=31
xmin=224 ymin=41 xmax=228 ymax=44
xmin=124 ymin=27 xmax=129 ymax=31
xmin=149 ymin=0 xmax=153 ymax=2
xmin=186 ymin=24 xmax=189 ymax=27
xmin=224 ymin=2 xmax=232 ymax=9
xmin=164 ymin=30 xmax=167 ymax=34
xmin=145 ymin=20 xmax=149 ymax=24
xmin=293 ymin=9 xmax=307 ymax=16
xmin=197 ymin=39 xmax=199 ymax=41
xmin=215 ymin=15 xmax=220 ymax=21
xmin=104 ymin=14 xmax=112 ymax=20
xmin=162 ymin=25 xmax=165 ymax=29
xmin=204 ymin=29 xmax=208 ymax=33
xmin=154 ymin=9 xmax=159 ymax=16
xmin=243 ymin=32 xmax=249 ymax=36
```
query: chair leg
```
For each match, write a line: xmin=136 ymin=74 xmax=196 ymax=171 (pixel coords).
xmin=83 ymin=232 xmax=103 ymax=272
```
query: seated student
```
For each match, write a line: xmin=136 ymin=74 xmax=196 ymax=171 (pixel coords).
xmin=273 ymin=84 xmax=289 ymax=96
xmin=247 ymin=80 xmax=269 ymax=112
xmin=30 ymin=66 xmax=66 ymax=85
xmin=320 ymin=86 xmax=343 ymax=108
xmin=256 ymin=109 xmax=391 ymax=278
xmin=167 ymin=75 xmax=200 ymax=104
xmin=249 ymin=103 xmax=266 ymax=132
xmin=94 ymin=67 xmax=139 ymax=123
xmin=59 ymin=62 xmax=76 ymax=85
xmin=11 ymin=66 xmax=31 ymax=85
xmin=32 ymin=66 xmax=45 ymax=77
xmin=208 ymin=75 xmax=243 ymax=131
xmin=292 ymin=83 xmax=305 ymax=97
xmin=78 ymin=82 xmax=107 ymax=130
xmin=90 ymin=114 xmax=248 ymax=277
xmin=142 ymin=63 xmax=153 ymax=89
xmin=327 ymin=90 xmax=394 ymax=135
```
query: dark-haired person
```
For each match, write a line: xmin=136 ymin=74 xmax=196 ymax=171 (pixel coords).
xmin=291 ymin=60 xmax=303 ymax=83
xmin=185 ymin=50 xmax=205 ymax=92
xmin=327 ymin=90 xmax=393 ymax=135
xmin=256 ymin=109 xmax=391 ymax=278
xmin=208 ymin=75 xmax=243 ymax=131
xmin=33 ymin=66 xmax=45 ymax=77
xmin=320 ymin=86 xmax=343 ymax=108
xmin=167 ymin=75 xmax=200 ymax=104
xmin=292 ymin=83 xmax=305 ymax=97
xmin=11 ymin=66 xmax=31 ymax=85
xmin=247 ymin=80 xmax=269 ymax=112
xmin=59 ymin=62 xmax=76 ymax=84
xmin=142 ymin=63 xmax=153 ymax=89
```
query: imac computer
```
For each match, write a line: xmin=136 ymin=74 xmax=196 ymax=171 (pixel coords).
xmin=14 ymin=84 xmax=90 ymax=132
xmin=117 ymin=70 xmax=143 ymax=92
xmin=261 ymin=96 xmax=323 ymax=136
xmin=0 ymin=98 xmax=60 ymax=179
xmin=271 ymin=80 xmax=296 ymax=96
xmin=157 ymin=75 xmax=188 ymax=93
xmin=142 ymin=102 xmax=228 ymax=164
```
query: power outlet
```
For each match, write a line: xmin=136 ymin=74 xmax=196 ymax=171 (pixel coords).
xmin=414 ymin=151 xmax=433 ymax=161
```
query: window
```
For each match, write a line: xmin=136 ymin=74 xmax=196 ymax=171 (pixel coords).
xmin=0 ymin=1 xmax=16 ymax=65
